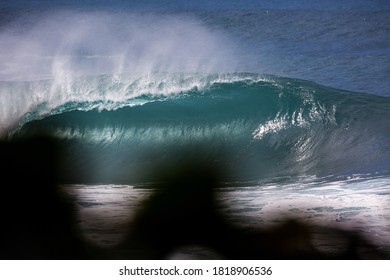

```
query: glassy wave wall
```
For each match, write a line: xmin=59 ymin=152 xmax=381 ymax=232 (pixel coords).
xmin=6 ymin=73 xmax=390 ymax=184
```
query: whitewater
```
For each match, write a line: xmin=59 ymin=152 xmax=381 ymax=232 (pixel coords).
xmin=0 ymin=1 xmax=389 ymax=259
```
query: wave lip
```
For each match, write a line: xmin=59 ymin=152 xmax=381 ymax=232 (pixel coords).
xmin=7 ymin=73 xmax=390 ymax=184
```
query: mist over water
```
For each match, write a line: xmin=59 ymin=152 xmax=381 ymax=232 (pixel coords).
xmin=0 ymin=11 xmax=239 ymax=135
xmin=0 ymin=11 xmax=238 ymax=80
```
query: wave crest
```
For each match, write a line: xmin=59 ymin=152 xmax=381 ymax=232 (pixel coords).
xmin=8 ymin=73 xmax=390 ymax=183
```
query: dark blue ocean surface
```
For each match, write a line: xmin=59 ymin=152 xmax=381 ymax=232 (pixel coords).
xmin=1 ymin=0 xmax=389 ymax=184
xmin=2 ymin=0 xmax=390 ymax=11
xmin=1 ymin=1 xmax=390 ymax=260
xmin=1 ymin=0 xmax=389 ymax=95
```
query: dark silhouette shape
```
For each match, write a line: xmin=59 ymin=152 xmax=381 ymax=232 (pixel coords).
xmin=0 ymin=136 xmax=387 ymax=260
xmin=0 ymin=136 xmax=102 ymax=259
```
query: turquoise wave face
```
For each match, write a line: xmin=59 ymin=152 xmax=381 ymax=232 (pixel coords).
xmin=7 ymin=73 xmax=390 ymax=184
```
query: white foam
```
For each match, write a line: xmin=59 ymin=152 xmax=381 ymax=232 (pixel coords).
xmin=0 ymin=11 xmax=240 ymax=136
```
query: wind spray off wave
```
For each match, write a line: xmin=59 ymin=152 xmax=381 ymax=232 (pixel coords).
xmin=0 ymin=11 xmax=238 ymax=134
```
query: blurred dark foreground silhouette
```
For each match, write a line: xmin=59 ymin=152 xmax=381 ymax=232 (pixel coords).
xmin=0 ymin=136 xmax=102 ymax=259
xmin=0 ymin=136 xmax=388 ymax=260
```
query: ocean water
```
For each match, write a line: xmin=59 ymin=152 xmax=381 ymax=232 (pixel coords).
xmin=1 ymin=0 xmax=390 ymax=258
